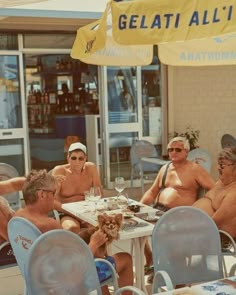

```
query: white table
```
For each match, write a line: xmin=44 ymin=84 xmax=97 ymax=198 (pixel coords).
xmin=153 ymin=276 xmax=236 ymax=295
xmin=62 ymin=198 xmax=159 ymax=294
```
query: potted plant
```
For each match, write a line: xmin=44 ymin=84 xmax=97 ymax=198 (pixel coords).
xmin=170 ymin=126 xmax=200 ymax=150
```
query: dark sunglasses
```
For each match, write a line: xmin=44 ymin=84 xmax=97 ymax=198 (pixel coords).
xmin=168 ymin=148 xmax=183 ymax=153
xmin=70 ymin=156 xmax=86 ymax=161
xmin=37 ymin=189 xmax=56 ymax=196
xmin=218 ymin=162 xmax=234 ymax=169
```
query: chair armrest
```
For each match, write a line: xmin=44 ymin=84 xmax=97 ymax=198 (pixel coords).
xmin=114 ymin=286 xmax=146 ymax=295
xmin=152 ymin=270 xmax=174 ymax=294
xmin=219 ymin=230 xmax=236 ymax=253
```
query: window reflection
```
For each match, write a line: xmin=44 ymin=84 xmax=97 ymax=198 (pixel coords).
xmin=0 ymin=55 xmax=22 ymax=128
xmin=107 ymin=67 xmax=137 ymax=124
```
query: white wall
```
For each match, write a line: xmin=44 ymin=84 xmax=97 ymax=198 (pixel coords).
xmin=168 ymin=65 xmax=236 ymax=180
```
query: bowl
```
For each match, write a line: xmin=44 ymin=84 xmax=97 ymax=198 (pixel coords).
xmin=128 ymin=204 xmax=140 ymax=213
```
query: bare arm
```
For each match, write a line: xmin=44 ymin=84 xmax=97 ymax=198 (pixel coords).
xmin=88 ymin=229 xmax=108 ymax=256
xmin=140 ymin=166 xmax=164 ymax=205
xmin=194 ymin=164 xmax=215 ymax=191
xmin=211 ymin=191 xmax=236 ymax=228
xmin=0 ymin=177 xmax=25 ymax=195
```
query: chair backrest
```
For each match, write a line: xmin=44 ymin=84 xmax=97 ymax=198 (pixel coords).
xmin=26 ymin=229 xmax=102 ymax=295
xmin=7 ymin=216 xmax=42 ymax=276
xmin=0 ymin=162 xmax=22 ymax=210
xmin=187 ymin=148 xmax=212 ymax=173
xmin=152 ymin=206 xmax=224 ymax=288
xmin=130 ymin=140 xmax=160 ymax=172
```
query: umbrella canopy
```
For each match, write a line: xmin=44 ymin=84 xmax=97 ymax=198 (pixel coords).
xmin=71 ymin=0 xmax=236 ymax=66
xmin=71 ymin=5 xmax=153 ymax=66
xmin=111 ymin=0 xmax=236 ymax=45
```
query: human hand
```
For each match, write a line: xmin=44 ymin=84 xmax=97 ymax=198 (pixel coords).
xmin=89 ymin=229 xmax=108 ymax=253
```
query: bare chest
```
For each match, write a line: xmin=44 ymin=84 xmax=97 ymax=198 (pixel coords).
xmin=60 ymin=171 xmax=93 ymax=196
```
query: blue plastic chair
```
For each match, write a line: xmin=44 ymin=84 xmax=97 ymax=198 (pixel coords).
xmin=26 ymin=229 xmax=103 ymax=295
xmin=130 ymin=140 xmax=161 ymax=194
xmin=151 ymin=206 xmax=224 ymax=293
xmin=7 ymin=217 xmax=42 ymax=295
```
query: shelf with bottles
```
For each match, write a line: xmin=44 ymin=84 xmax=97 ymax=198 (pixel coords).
xmin=110 ymin=147 xmax=131 ymax=163
xmin=31 ymin=55 xmax=80 ymax=76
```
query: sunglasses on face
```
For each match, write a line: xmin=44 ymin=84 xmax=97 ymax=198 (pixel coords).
xmin=168 ymin=147 xmax=183 ymax=153
xmin=218 ymin=162 xmax=234 ymax=169
xmin=37 ymin=189 xmax=56 ymax=196
xmin=70 ymin=156 xmax=86 ymax=161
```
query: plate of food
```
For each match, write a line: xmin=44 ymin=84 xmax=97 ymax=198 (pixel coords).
xmin=123 ymin=212 xmax=135 ymax=219
xmin=142 ymin=216 xmax=159 ymax=222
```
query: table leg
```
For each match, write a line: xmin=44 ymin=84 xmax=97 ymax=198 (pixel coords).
xmin=132 ymin=237 xmax=149 ymax=294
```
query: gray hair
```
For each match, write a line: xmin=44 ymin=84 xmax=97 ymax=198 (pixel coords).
xmin=22 ymin=169 xmax=56 ymax=205
xmin=167 ymin=136 xmax=190 ymax=151
xmin=218 ymin=147 xmax=236 ymax=164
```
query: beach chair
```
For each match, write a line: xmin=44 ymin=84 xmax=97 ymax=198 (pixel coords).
xmin=151 ymin=206 xmax=224 ymax=293
xmin=25 ymin=230 xmax=103 ymax=295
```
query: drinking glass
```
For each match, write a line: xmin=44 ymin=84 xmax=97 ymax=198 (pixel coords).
xmin=90 ymin=186 xmax=102 ymax=211
xmin=114 ymin=177 xmax=126 ymax=198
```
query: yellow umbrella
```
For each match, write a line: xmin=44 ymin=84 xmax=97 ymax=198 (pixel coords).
xmin=71 ymin=4 xmax=153 ymax=66
xmin=111 ymin=0 xmax=236 ymax=45
xmin=71 ymin=0 xmax=236 ymax=66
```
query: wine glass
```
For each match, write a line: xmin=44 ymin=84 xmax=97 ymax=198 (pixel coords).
xmin=114 ymin=177 xmax=126 ymax=198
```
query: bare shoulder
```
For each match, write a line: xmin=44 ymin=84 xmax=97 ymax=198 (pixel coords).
xmin=52 ymin=164 xmax=69 ymax=175
xmin=84 ymin=162 xmax=97 ymax=171
xmin=85 ymin=161 xmax=96 ymax=168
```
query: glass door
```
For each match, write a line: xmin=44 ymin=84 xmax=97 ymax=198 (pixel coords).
xmin=100 ymin=62 xmax=164 ymax=189
xmin=0 ymin=50 xmax=29 ymax=176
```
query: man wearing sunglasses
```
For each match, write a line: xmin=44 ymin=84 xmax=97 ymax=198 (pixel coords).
xmin=15 ymin=169 xmax=133 ymax=294
xmin=140 ymin=136 xmax=215 ymax=276
xmin=52 ymin=142 xmax=103 ymax=233
xmin=0 ymin=176 xmax=25 ymax=266
xmin=193 ymin=146 xmax=236 ymax=241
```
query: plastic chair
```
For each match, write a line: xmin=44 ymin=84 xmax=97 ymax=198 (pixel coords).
xmin=219 ymin=229 xmax=236 ymax=276
xmin=187 ymin=148 xmax=212 ymax=173
xmin=151 ymin=206 xmax=224 ymax=293
xmin=114 ymin=286 xmax=146 ymax=295
xmin=0 ymin=163 xmax=22 ymax=210
xmin=25 ymin=229 xmax=103 ymax=295
xmin=8 ymin=216 xmax=42 ymax=295
xmin=130 ymin=140 xmax=161 ymax=194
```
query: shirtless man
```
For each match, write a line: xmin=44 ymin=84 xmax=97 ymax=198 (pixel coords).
xmin=52 ymin=142 xmax=103 ymax=233
xmin=0 ymin=176 xmax=25 ymax=242
xmin=193 ymin=146 xmax=236 ymax=239
xmin=15 ymin=169 xmax=133 ymax=295
xmin=140 ymin=137 xmax=215 ymax=271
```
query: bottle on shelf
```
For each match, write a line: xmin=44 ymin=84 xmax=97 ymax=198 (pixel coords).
xmin=37 ymin=57 xmax=43 ymax=72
